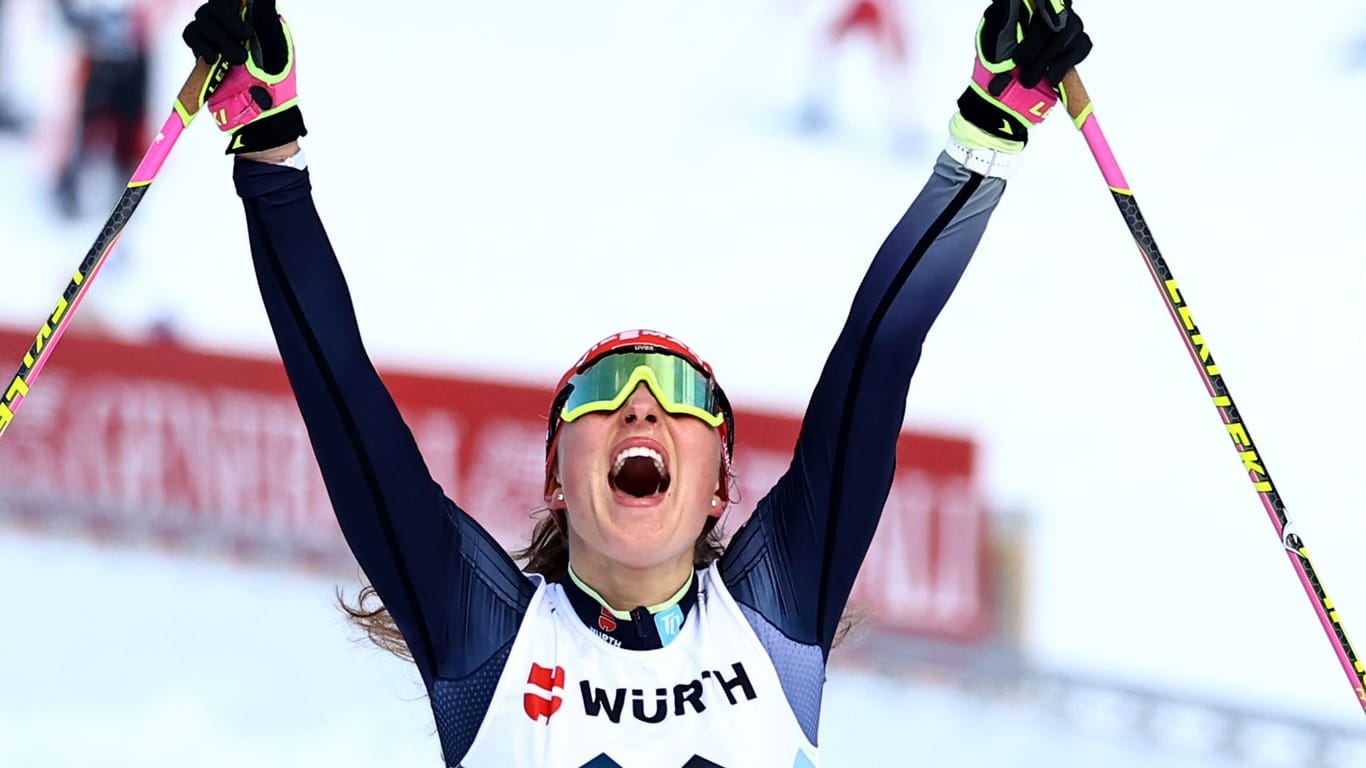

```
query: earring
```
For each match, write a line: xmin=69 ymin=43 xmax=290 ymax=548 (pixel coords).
xmin=710 ymin=498 xmax=719 ymax=508
xmin=555 ymin=492 xmax=565 ymax=501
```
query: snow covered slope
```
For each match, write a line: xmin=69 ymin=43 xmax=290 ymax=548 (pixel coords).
xmin=0 ymin=529 xmax=1262 ymax=768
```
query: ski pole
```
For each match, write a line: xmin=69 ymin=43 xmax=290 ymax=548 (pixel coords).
xmin=1056 ymin=67 xmax=1366 ymax=716
xmin=0 ymin=56 xmax=232 ymax=441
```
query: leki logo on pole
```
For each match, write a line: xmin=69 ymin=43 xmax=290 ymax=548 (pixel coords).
xmin=1060 ymin=65 xmax=1366 ymax=717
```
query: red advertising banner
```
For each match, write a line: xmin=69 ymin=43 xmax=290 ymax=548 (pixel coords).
xmin=0 ymin=327 xmax=992 ymax=641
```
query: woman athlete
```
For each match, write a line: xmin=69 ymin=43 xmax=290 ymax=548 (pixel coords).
xmin=182 ymin=0 xmax=1091 ymax=765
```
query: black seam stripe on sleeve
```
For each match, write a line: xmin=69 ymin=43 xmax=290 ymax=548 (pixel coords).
xmin=263 ymin=243 xmax=442 ymax=679
xmin=814 ymin=173 xmax=985 ymax=648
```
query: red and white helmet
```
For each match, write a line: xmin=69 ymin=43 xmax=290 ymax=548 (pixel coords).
xmin=544 ymin=329 xmax=735 ymax=515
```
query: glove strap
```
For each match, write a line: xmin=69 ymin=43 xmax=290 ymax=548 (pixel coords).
xmin=970 ymin=57 xmax=1059 ymax=127
xmin=227 ymin=105 xmax=307 ymax=154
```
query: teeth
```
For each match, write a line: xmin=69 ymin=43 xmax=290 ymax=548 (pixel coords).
xmin=612 ymin=446 xmax=666 ymax=475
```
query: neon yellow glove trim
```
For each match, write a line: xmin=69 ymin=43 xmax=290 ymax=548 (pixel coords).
xmin=976 ymin=20 xmax=1016 ymax=74
xmin=196 ymin=56 xmax=222 ymax=110
xmin=950 ymin=112 xmax=1025 ymax=154
xmin=244 ymin=18 xmax=296 ymax=86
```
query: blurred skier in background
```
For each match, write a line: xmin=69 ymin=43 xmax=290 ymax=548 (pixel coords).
xmin=0 ymin=0 xmax=24 ymax=132
xmin=798 ymin=0 xmax=918 ymax=151
xmin=52 ymin=0 xmax=151 ymax=219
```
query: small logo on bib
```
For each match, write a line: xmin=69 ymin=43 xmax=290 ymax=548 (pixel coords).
xmin=524 ymin=662 xmax=566 ymax=723
xmin=598 ymin=606 xmax=618 ymax=633
xmin=654 ymin=604 xmax=684 ymax=645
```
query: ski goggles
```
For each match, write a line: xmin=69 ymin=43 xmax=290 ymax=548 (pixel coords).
xmin=554 ymin=351 xmax=730 ymax=430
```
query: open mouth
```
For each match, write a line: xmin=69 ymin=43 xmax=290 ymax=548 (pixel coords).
xmin=608 ymin=445 xmax=671 ymax=498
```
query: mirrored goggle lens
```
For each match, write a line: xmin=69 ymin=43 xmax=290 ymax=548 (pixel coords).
xmin=560 ymin=353 xmax=725 ymax=428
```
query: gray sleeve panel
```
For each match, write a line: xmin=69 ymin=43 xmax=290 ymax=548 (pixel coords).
xmin=738 ymin=603 xmax=827 ymax=746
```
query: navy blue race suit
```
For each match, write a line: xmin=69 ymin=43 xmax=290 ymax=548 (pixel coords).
xmin=233 ymin=151 xmax=1003 ymax=764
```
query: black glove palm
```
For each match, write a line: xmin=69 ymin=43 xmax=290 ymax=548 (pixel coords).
xmin=1012 ymin=0 xmax=1092 ymax=90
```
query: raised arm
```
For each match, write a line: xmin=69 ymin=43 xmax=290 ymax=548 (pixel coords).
xmin=234 ymin=159 xmax=533 ymax=683
xmin=184 ymin=0 xmax=534 ymax=688
xmin=722 ymin=0 xmax=1093 ymax=655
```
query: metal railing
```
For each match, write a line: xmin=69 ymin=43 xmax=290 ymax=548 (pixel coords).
xmin=839 ymin=633 xmax=1366 ymax=768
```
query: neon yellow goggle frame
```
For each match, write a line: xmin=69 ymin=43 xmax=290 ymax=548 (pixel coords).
xmin=559 ymin=352 xmax=726 ymax=428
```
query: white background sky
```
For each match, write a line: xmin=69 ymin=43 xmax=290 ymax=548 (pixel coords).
xmin=2 ymin=0 xmax=1365 ymax=753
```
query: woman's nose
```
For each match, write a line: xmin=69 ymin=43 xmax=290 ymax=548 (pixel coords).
xmin=620 ymin=382 xmax=661 ymax=426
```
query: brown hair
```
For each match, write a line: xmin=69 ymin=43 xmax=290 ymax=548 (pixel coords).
xmin=342 ymin=508 xmax=860 ymax=659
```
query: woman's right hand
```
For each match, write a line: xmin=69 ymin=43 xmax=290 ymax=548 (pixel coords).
xmin=182 ymin=0 xmax=307 ymax=155
xmin=957 ymin=0 xmax=1093 ymax=147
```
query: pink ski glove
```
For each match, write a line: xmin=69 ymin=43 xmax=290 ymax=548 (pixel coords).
xmin=207 ymin=17 xmax=299 ymax=134
xmin=955 ymin=0 xmax=1092 ymax=147
xmin=969 ymin=55 xmax=1059 ymax=131
xmin=183 ymin=0 xmax=306 ymax=154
